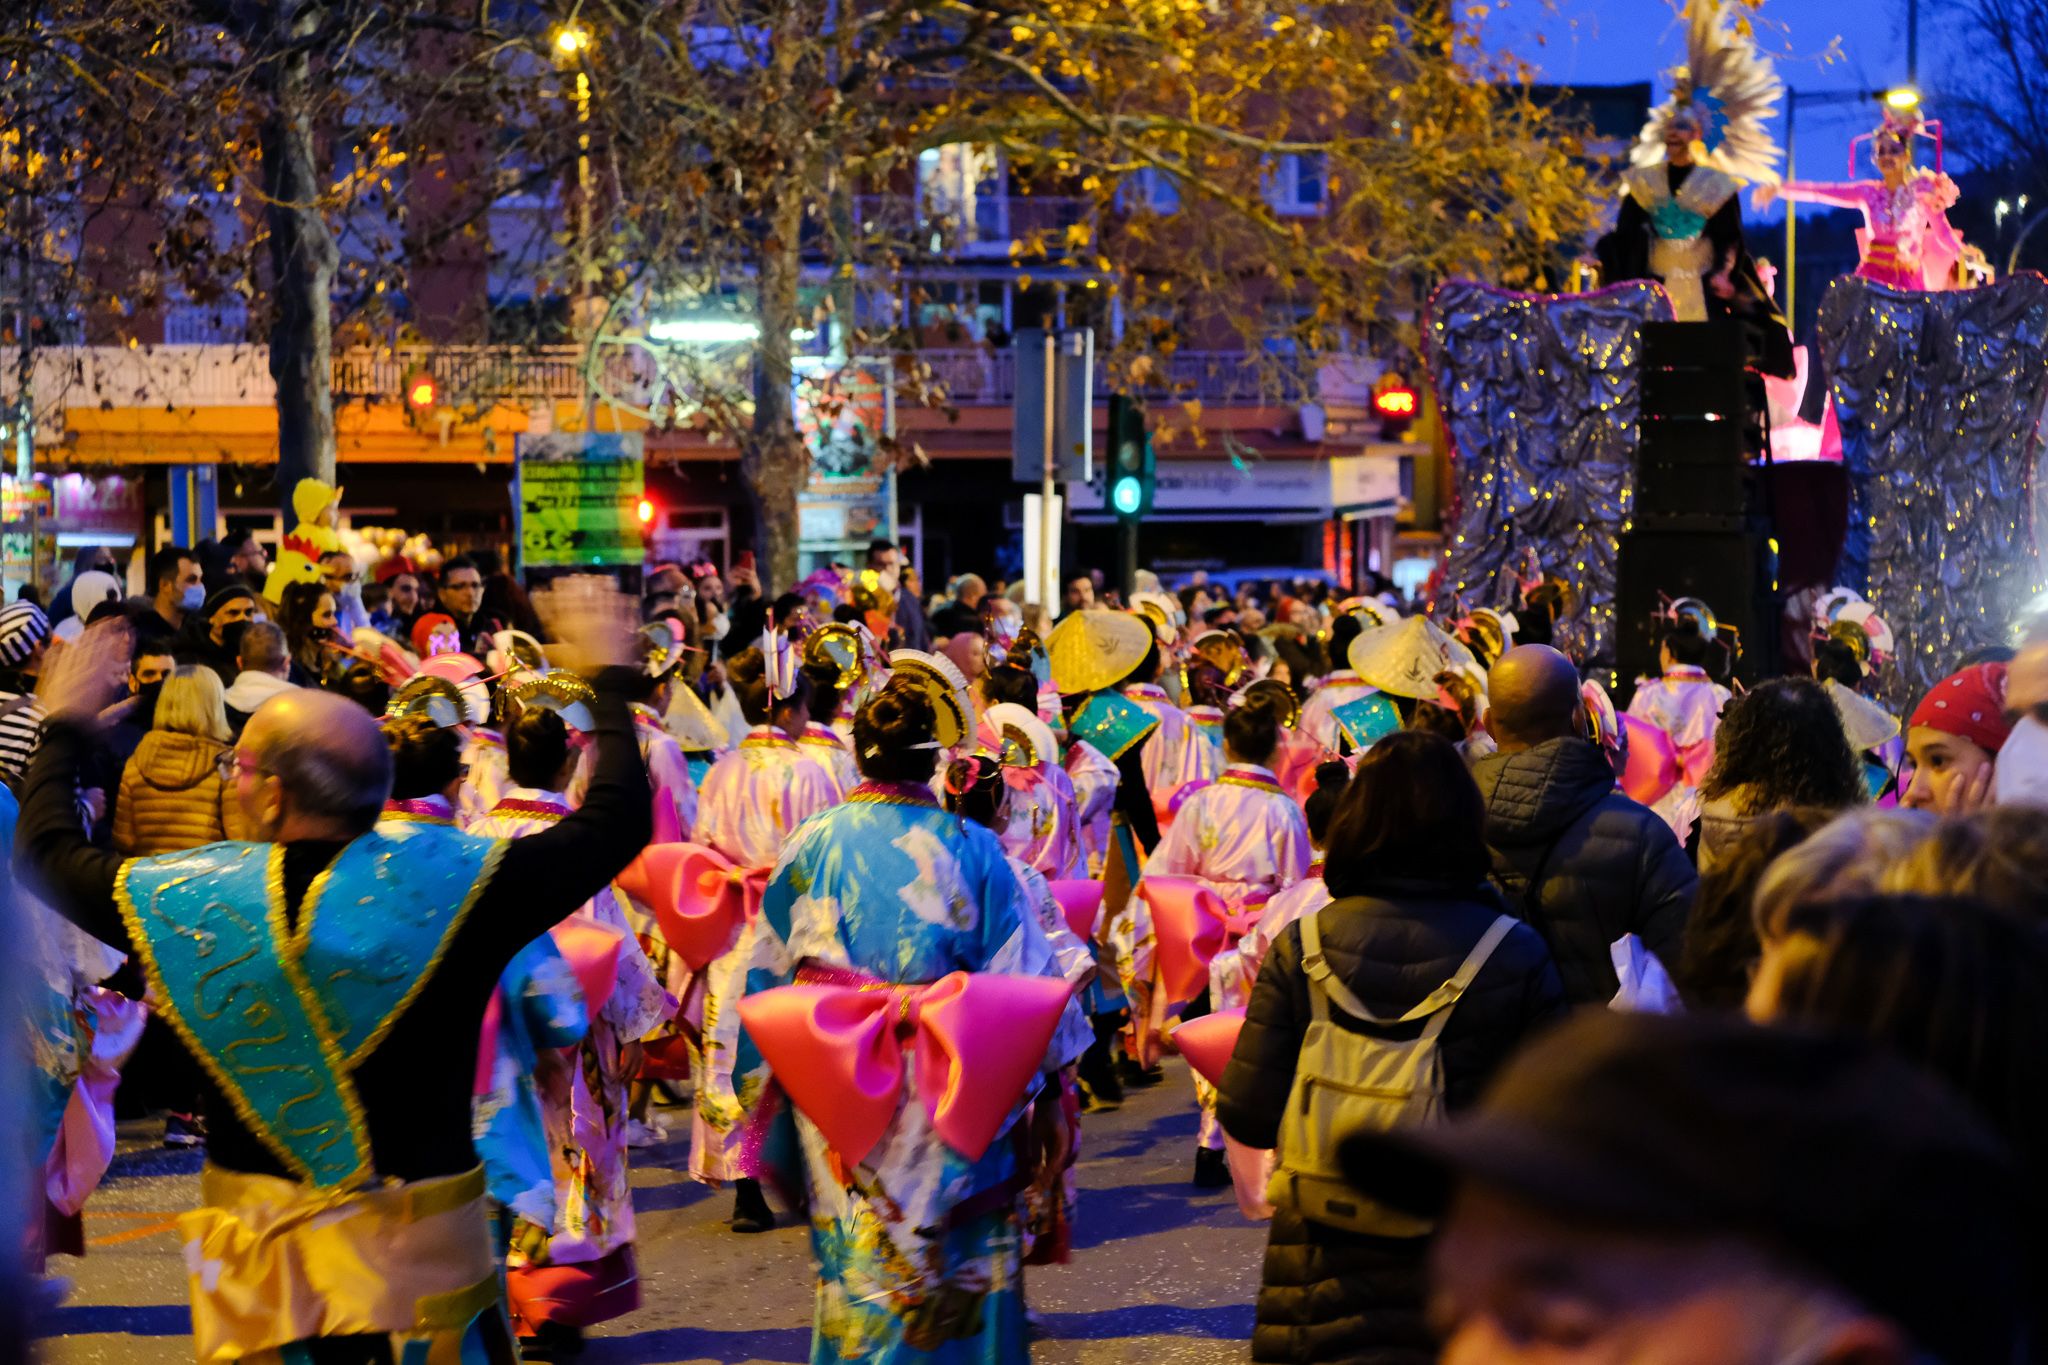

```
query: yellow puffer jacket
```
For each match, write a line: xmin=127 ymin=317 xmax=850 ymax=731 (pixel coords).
xmin=112 ymin=731 xmax=251 ymax=856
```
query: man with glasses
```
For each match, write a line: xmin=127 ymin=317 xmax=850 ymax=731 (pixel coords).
xmin=16 ymin=581 xmax=651 ymax=1365
xmin=435 ymin=555 xmax=505 ymax=657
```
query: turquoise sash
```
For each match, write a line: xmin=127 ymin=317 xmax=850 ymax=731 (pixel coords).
xmin=1332 ymin=693 xmax=1403 ymax=752
xmin=1069 ymin=692 xmax=1159 ymax=762
xmin=117 ymin=825 xmax=504 ymax=1187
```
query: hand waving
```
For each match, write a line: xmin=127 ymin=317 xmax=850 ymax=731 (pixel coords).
xmin=532 ymin=574 xmax=639 ymax=675
xmin=36 ymin=620 xmax=133 ymax=730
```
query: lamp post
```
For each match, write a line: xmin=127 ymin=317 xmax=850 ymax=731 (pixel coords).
xmin=1780 ymin=86 xmax=1889 ymax=329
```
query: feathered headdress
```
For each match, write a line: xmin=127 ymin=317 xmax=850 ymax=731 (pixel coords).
xmin=1631 ymin=0 xmax=1785 ymax=186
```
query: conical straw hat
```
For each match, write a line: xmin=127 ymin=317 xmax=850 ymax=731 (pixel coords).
xmin=1347 ymin=616 xmax=1476 ymax=700
xmin=1046 ymin=610 xmax=1152 ymax=696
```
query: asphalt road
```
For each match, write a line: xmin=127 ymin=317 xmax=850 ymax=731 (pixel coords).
xmin=38 ymin=1060 xmax=1264 ymax=1364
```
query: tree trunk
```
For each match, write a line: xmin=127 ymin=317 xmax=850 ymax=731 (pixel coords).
xmin=261 ymin=0 xmax=338 ymax=510
xmin=744 ymin=189 xmax=807 ymax=593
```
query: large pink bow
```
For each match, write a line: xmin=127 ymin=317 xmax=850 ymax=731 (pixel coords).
xmin=617 ymin=842 xmax=767 ymax=971
xmin=1140 ymin=876 xmax=1269 ymax=1011
xmin=738 ymin=971 xmax=1073 ymax=1165
xmin=1046 ymin=879 xmax=1105 ymax=941
xmin=1171 ymin=1007 xmax=1246 ymax=1088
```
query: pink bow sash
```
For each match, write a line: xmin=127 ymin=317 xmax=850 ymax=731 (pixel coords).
xmin=738 ymin=971 xmax=1074 ymax=1165
xmin=474 ymin=918 xmax=624 ymax=1095
xmin=1171 ymin=1008 xmax=1246 ymax=1088
xmin=1140 ymin=876 xmax=1271 ymax=1010
xmin=618 ymin=842 xmax=767 ymax=971
xmin=1047 ymin=879 xmax=1106 ymax=940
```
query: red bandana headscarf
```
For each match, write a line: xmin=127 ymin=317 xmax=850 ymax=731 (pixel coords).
xmin=1907 ymin=662 xmax=2012 ymax=754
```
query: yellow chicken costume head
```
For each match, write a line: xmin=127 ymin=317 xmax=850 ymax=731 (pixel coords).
xmin=263 ymin=477 xmax=344 ymax=604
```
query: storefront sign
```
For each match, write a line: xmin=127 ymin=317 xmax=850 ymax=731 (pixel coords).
xmin=514 ymin=432 xmax=646 ymax=568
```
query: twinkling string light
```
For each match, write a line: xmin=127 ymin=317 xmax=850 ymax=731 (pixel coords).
xmin=1820 ymin=272 xmax=2048 ymax=712
xmin=1424 ymin=278 xmax=1671 ymax=672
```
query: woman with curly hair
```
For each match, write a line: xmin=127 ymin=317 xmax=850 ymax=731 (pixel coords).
xmin=1695 ymin=676 xmax=1866 ymax=870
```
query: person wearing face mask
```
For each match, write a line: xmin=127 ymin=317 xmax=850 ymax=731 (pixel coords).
xmin=180 ymin=585 xmax=260 ymax=686
xmin=279 ymin=581 xmax=342 ymax=687
xmin=319 ymin=550 xmax=371 ymax=640
xmin=146 ymin=546 xmax=204 ymax=640
xmin=95 ymin=641 xmax=178 ymax=824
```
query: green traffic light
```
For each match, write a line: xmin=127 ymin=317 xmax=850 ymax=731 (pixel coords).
xmin=1111 ymin=477 xmax=1144 ymax=516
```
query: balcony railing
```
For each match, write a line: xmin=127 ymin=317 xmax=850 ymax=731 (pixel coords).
xmin=3 ymin=339 xmax=1317 ymax=445
xmin=851 ymin=194 xmax=1090 ymax=253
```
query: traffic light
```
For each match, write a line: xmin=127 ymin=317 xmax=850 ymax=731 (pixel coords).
xmin=1372 ymin=375 xmax=1418 ymax=440
xmin=1106 ymin=394 xmax=1152 ymax=520
xmin=404 ymin=368 xmax=439 ymax=413
xmin=636 ymin=497 xmax=656 ymax=526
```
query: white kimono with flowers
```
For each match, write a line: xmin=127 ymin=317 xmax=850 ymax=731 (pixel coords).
xmin=687 ymin=727 xmax=837 ymax=1182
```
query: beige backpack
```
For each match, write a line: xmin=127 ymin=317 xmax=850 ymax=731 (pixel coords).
xmin=1267 ymin=906 xmax=1515 ymax=1236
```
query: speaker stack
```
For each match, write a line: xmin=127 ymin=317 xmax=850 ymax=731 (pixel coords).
xmin=1614 ymin=320 xmax=1779 ymax=699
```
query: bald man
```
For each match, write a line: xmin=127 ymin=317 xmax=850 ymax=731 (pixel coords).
xmin=1471 ymin=645 xmax=1697 ymax=1004
xmin=18 ymin=583 xmax=651 ymax=1364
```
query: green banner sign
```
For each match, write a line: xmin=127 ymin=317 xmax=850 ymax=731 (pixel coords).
xmin=514 ymin=432 xmax=645 ymax=569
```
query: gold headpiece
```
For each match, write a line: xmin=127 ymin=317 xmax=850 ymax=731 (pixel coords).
xmin=503 ymin=670 xmax=598 ymax=733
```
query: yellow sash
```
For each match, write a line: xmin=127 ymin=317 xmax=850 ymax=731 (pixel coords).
xmin=180 ymin=1164 xmax=500 ymax=1362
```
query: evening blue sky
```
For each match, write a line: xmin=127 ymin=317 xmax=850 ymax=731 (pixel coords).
xmin=1495 ymin=0 xmax=1973 ymax=219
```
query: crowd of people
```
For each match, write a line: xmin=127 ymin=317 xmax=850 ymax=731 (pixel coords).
xmin=11 ymin=531 xmax=2048 ymax=1365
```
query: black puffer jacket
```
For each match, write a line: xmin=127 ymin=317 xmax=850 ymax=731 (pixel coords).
xmin=1217 ymin=883 xmax=1567 ymax=1365
xmin=1471 ymin=737 xmax=1697 ymax=1004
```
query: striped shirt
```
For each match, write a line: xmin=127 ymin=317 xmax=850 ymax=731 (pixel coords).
xmin=0 ymin=689 xmax=47 ymax=791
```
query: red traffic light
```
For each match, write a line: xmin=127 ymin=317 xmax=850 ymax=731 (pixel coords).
xmin=1373 ymin=386 xmax=1418 ymax=419
xmin=636 ymin=498 xmax=656 ymax=525
xmin=404 ymin=370 xmax=439 ymax=411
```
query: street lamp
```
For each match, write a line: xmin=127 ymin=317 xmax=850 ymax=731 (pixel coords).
xmin=1883 ymin=86 xmax=1921 ymax=113
xmin=553 ymin=24 xmax=590 ymax=57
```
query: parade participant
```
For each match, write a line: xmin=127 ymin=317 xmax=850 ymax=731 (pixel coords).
xmin=606 ymin=621 xmax=698 ymax=842
xmin=1047 ymin=610 xmax=1165 ymax=1101
xmin=470 ymin=700 xmax=672 ymax=1355
xmin=15 ymin=581 xmax=650 ymax=1365
xmin=1212 ymin=759 xmax=1348 ymax=1018
xmin=942 ymin=749 xmax=1094 ymax=1268
xmin=1343 ymin=615 xmax=1476 ymax=752
xmin=742 ymin=673 xmax=1084 ymax=1365
xmin=1598 ymin=1 xmax=1787 ymax=336
xmin=1122 ymin=687 xmax=1311 ymax=1187
xmin=795 ymin=624 xmax=863 ymax=799
xmin=1811 ymin=590 xmax=1903 ymax=799
xmin=1625 ymin=604 xmax=1731 ymax=789
xmin=377 ymin=713 xmax=591 ymax=1279
xmin=1296 ymin=614 xmax=1373 ymax=752
xmin=1899 ymin=661 xmax=2010 ymax=813
xmin=1116 ymin=619 xmax=1219 ymax=830
xmin=687 ymin=638 xmax=836 ymax=1231
xmin=980 ymin=701 xmax=1085 ymax=879
xmin=1755 ymin=101 xmax=1964 ymax=291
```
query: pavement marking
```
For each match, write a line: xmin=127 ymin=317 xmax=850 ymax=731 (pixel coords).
xmin=86 ymin=1217 xmax=183 ymax=1248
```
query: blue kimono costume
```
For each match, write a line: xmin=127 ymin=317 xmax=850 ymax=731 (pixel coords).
xmin=749 ymin=782 xmax=1084 ymax=1365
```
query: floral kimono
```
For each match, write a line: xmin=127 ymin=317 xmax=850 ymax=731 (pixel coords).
xmin=1062 ymin=738 xmax=1120 ymax=877
xmin=1119 ymin=763 xmax=1309 ymax=1151
xmin=994 ymin=761 xmax=1084 ymax=880
xmin=470 ymin=789 xmax=673 ymax=1330
xmin=750 ymin=783 xmax=1086 ymax=1365
xmin=687 ymin=726 xmax=837 ymax=1182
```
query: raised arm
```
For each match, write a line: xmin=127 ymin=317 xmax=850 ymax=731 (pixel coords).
xmin=1767 ymin=179 xmax=1874 ymax=213
xmin=15 ymin=628 xmax=135 ymax=948
xmin=488 ymin=668 xmax=652 ymax=944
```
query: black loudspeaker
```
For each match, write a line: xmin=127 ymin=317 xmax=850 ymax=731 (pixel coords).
xmin=1636 ymin=321 xmax=1754 ymax=521
xmin=1615 ymin=527 xmax=1779 ymax=700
